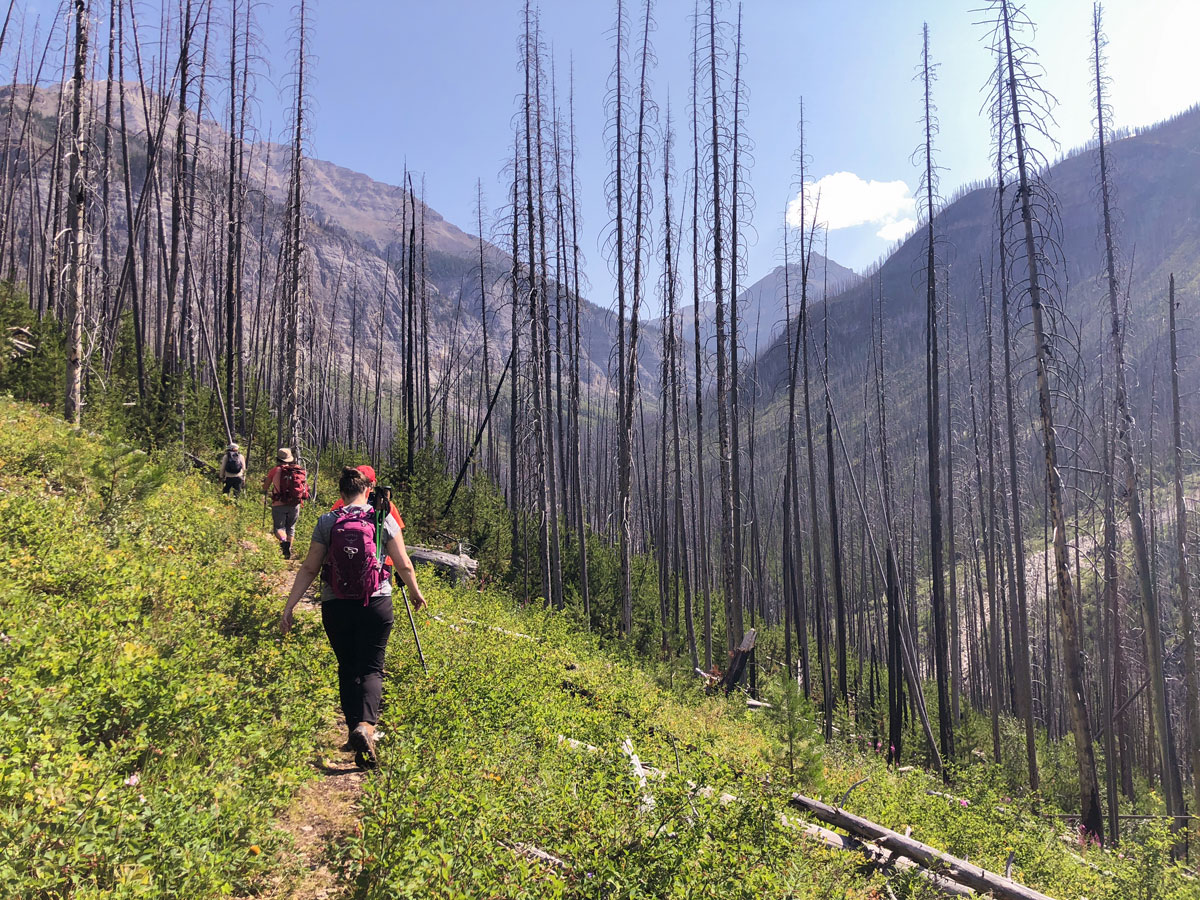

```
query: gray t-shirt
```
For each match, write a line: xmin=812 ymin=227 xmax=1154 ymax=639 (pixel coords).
xmin=312 ymin=504 xmax=401 ymax=602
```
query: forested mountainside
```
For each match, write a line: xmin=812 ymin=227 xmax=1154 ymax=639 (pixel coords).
xmin=0 ymin=81 xmax=636 ymax=396
xmin=755 ymin=103 xmax=1200 ymax=440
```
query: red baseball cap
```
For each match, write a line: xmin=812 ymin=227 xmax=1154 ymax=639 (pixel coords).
xmin=357 ymin=465 xmax=377 ymax=484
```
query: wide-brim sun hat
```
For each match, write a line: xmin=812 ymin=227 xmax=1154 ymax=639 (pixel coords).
xmin=277 ymin=448 xmax=294 ymax=463
xmin=227 ymin=442 xmax=239 ymax=452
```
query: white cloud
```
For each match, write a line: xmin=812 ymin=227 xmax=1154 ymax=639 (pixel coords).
xmin=876 ymin=218 xmax=917 ymax=242
xmin=787 ymin=171 xmax=916 ymax=236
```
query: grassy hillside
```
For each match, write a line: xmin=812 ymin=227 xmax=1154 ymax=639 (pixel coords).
xmin=0 ymin=397 xmax=334 ymax=897
xmin=344 ymin=588 xmax=1192 ymax=899
xmin=0 ymin=396 xmax=1193 ymax=899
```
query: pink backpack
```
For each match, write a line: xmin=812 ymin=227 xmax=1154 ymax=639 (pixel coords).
xmin=323 ymin=509 xmax=386 ymax=604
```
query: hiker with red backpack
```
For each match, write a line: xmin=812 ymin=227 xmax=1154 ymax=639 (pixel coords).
xmin=278 ymin=466 xmax=428 ymax=768
xmin=263 ymin=447 xmax=309 ymax=559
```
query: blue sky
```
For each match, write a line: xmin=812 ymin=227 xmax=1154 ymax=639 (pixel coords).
xmin=279 ymin=0 xmax=1200 ymax=300
xmin=16 ymin=0 xmax=1200 ymax=304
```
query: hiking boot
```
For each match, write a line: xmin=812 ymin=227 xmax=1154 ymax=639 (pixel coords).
xmin=281 ymin=540 xmax=292 ymax=560
xmin=350 ymin=723 xmax=377 ymax=770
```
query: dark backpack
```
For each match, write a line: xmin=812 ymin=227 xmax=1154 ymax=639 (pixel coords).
xmin=224 ymin=451 xmax=243 ymax=475
xmin=323 ymin=509 xmax=386 ymax=604
xmin=277 ymin=464 xmax=308 ymax=505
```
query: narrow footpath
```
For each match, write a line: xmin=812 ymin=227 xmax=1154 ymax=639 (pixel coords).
xmin=239 ymin=559 xmax=365 ymax=900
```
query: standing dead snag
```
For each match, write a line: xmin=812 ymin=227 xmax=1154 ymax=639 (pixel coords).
xmin=607 ymin=0 xmax=632 ymax=634
xmin=566 ymin=68 xmax=591 ymax=624
xmin=993 ymin=53 xmax=1039 ymax=794
xmin=918 ymin=22 xmax=953 ymax=766
xmin=708 ymin=0 xmax=737 ymax=658
xmin=793 ymin=105 xmax=832 ymax=737
xmin=64 ymin=0 xmax=89 ymax=425
xmin=688 ymin=1 xmax=713 ymax=670
xmin=1168 ymin=273 xmax=1200 ymax=831
xmin=991 ymin=0 xmax=1103 ymax=840
xmin=280 ymin=0 xmax=308 ymax=451
xmin=728 ymin=3 xmax=747 ymax=657
xmin=1091 ymin=2 xmax=1184 ymax=829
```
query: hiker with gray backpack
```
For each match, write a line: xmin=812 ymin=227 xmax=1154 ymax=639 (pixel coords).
xmin=278 ymin=465 xmax=428 ymax=769
xmin=218 ymin=443 xmax=247 ymax=497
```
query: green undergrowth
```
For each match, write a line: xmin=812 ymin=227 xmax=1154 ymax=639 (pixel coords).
xmin=342 ymin=588 xmax=1194 ymax=899
xmin=0 ymin=397 xmax=335 ymax=898
xmin=0 ymin=395 xmax=1194 ymax=899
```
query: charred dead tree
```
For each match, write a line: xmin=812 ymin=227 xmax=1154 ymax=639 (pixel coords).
xmin=1168 ymin=273 xmax=1200 ymax=827
xmin=822 ymin=233 xmax=847 ymax=709
xmin=521 ymin=3 xmax=553 ymax=609
xmin=63 ymin=0 xmax=89 ymax=425
xmin=727 ymin=3 xmax=747 ymax=657
xmin=992 ymin=53 xmax=1040 ymax=793
xmin=279 ymin=0 xmax=307 ymax=451
xmin=607 ymin=0 xmax=634 ymax=634
xmin=1091 ymin=2 xmax=1184 ymax=829
xmin=566 ymin=67 xmax=591 ymax=624
xmin=799 ymin=161 xmax=832 ymax=738
xmin=781 ymin=207 xmax=809 ymax=694
xmin=918 ymin=23 xmax=953 ymax=765
xmin=689 ymin=1 xmax=713 ymax=669
xmin=707 ymin=0 xmax=737 ymax=659
xmin=991 ymin=0 xmax=1103 ymax=840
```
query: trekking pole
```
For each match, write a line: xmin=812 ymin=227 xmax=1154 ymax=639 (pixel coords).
xmin=398 ymin=584 xmax=428 ymax=675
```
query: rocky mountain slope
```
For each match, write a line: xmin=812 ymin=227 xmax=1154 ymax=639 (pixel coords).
xmin=752 ymin=103 xmax=1200 ymax=450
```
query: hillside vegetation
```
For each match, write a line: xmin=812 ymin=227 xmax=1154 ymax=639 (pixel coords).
xmin=0 ymin=396 xmax=1193 ymax=898
xmin=0 ymin=398 xmax=332 ymax=896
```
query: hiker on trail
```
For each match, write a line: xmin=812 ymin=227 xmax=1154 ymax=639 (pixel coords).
xmin=279 ymin=465 xmax=428 ymax=769
xmin=218 ymin=442 xmax=246 ymax=497
xmin=263 ymin=448 xmax=309 ymax=559
xmin=331 ymin=465 xmax=404 ymax=577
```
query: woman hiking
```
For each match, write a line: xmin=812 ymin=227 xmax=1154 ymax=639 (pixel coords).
xmin=263 ymin=448 xmax=309 ymax=559
xmin=279 ymin=466 xmax=428 ymax=768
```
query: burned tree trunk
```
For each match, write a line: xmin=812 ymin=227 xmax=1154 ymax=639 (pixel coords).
xmin=996 ymin=0 xmax=1103 ymax=839
xmin=63 ymin=0 xmax=89 ymax=424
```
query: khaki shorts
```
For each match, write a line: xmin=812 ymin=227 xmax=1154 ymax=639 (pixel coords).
xmin=271 ymin=504 xmax=300 ymax=537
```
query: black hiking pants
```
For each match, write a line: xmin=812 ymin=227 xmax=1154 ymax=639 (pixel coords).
xmin=321 ymin=594 xmax=394 ymax=731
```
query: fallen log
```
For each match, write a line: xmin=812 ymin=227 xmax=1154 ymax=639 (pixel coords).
xmin=185 ymin=452 xmax=219 ymax=477
xmin=557 ymin=734 xmax=600 ymax=754
xmin=620 ymin=737 xmax=657 ymax=813
xmin=456 ymin=616 xmax=535 ymax=642
xmin=503 ymin=840 xmax=571 ymax=871
xmin=789 ymin=793 xmax=1057 ymax=900
xmin=781 ymin=813 xmax=973 ymax=897
xmin=407 ymin=545 xmax=478 ymax=583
